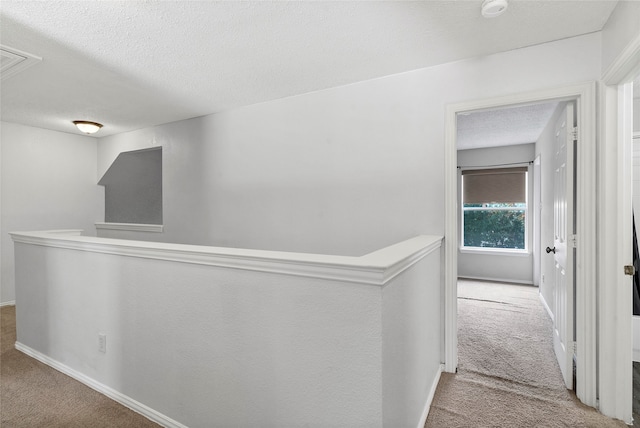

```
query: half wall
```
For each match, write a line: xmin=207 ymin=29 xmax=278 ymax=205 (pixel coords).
xmin=11 ymin=231 xmax=442 ymax=428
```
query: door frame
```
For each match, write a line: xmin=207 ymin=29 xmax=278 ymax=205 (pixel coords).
xmin=533 ymin=155 xmax=541 ymax=287
xmin=443 ymin=82 xmax=597 ymax=407
xmin=598 ymin=32 xmax=640 ymax=423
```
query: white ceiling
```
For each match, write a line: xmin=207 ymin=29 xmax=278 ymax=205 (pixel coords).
xmin=457 ymin=102 xmax=560 ymax=151
xmin=0 ymin=1 xmax=618 ymax=137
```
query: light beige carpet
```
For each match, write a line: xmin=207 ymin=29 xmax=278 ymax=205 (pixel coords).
xmin=1 ymin=305 xmax=160 ymax=428
xmin=425 ymin=280 xmax=628 ymax=428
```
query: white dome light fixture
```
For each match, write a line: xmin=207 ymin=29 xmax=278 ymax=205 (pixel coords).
xmin=73 ymin=120 xmax=103 ymax=134
xmin=481 ymin=0 xmax=508 ymax=18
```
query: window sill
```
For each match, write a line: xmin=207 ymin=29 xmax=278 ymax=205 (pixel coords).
xmin=459 ymin=247 xmax=530 ymax=257
xmin=95 ymin=222 xmax=164 ymax=233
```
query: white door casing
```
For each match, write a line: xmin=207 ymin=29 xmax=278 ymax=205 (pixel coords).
xmin=597 ymin=26 xmax=640 ymax=422
xmin=533 ymin=156 xmax=542 ymax=287
xmin=551 ymin=103 xmax=576 ymax=389
xmin=444 ymin=82 xmax=597 ymax=408
xmin=597 ymin=80 xmax=635 ymax=423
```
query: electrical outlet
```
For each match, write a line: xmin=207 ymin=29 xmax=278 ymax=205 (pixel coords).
xmin=98 ymin=333 xmax=106 ymax=353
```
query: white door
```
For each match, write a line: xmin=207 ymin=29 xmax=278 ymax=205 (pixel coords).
xmin=549 ymin=103 xmax=576 ymax=389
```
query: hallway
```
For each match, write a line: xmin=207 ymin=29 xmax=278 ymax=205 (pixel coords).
xmin=425 ymin=280 xmax=625 ymax=428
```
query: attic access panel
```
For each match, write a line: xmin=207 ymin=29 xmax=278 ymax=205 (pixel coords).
xmin=1 ymin=45 xmax=41 ymax=80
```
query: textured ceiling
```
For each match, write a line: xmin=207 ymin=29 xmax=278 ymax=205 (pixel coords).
xmin=457 ymin=102 xmax=560 ymax=151
xmin=0 ymin=1 xmax=618 ymax=137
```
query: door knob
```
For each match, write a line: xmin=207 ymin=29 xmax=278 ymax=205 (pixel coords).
xmin=546 ymin=246 xmax=556 ymax=254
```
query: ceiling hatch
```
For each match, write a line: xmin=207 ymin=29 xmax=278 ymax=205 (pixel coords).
xmin=1 ymin=45 xmax=41 ymax=80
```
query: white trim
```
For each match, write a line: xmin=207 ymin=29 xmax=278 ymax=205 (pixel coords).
xmin=597 ymin=82 xmax=635 ymax=423
xmin=95 ymin=222 xmax=164 ymax=233
xmin=533 ymin=155 xmax=542 ymax=287
xmin=10 ymin=230 xmax=443 ymax=287
xmin=574 ymin=83 xmax=598 ymax=407
xmin=418 ymin=364 xmax=444 ymax=428
xmin=46 ymin=229 xmax=84 ymax=235
xmin=444 ymin=82 xmax=598 ymax=406
xmin=602 ymin=32 xmax=640 ymax=85
xmin=444 ymin=103 xmax=459 ymax=374
xmin=597 ymin=25 xmax=640 ymax=423
xmin=462 ymin=206 xmax=526 ymax=211
xmin=458 ymin=275 xmax=533 ymax=286
xmin=14 ymin=342 xmax=187 ymax=428
xmin=0 ymin=300 xmax=15 ymax=307
xmin=459 ymin=248 xmax=530 ymax=257
xmin=539 ymin=292 xmax=554 ymax=322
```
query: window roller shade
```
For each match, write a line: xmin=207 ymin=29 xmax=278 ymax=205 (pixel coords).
xmin=462 ymin=167 xmax=527 ymax=204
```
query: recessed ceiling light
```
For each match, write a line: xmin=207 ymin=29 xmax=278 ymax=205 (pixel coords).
xmin=73 ymin=120 xmax=103 ymax=134
xmin=481 ymin=0 xmax=508 ymax=18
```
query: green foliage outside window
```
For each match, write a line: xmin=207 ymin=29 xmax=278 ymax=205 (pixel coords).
xmin=463 ymin=205 xmax=525 ymax=249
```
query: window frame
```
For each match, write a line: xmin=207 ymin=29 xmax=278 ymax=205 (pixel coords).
xmin=460 ymin=168 xmax=529 ymax=254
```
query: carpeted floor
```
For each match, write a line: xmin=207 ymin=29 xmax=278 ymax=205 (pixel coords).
xmin=425 ymin=280 xmax=628 ymax=428
xmin=0 ymin=305 xmax=160 ymax=428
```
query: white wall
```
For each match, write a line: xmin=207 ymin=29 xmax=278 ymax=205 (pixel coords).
xmin=601 ymin=0 xmax=640 ymax=76
xmin=382 ymin=246 xmax=442 ymax=427
xmin=97 ymin=32 xmax=602 ymax=257
xmin=12 ymin=232 xmax=442 ymax=428
xmin=535 ymin=104 xmax=567 ymax=318
xmin=0 ymin=122 xmax=103 ymax=304
xmin=456 ymin=144 xmax=535 ymax=284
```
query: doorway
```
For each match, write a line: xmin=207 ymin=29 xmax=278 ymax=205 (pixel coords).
xmin=456 ymin=102 xmax=559 ymax=286
xmin=443 ymin=83 xmax=598 ymax=408
xmin=455 ymin=100 xmax=576 ymax=386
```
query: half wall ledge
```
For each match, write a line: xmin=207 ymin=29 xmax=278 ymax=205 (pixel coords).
xmin=9 ymin=230 xmax=443 ymax=286
xmin=94 ymin=222 xmax=164 ymax=233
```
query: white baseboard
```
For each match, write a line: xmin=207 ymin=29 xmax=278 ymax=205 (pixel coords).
xmin=417 ymin=364 xmax=444 ymax=428
xmin=14 ymin=342 xmax=187 ymax=428
xmin=539 ymin=293 xmax=554 ymax=322
xmin=0 ymin=300 xmax=16 ymax=307
xmin=458 ymin=275 xmax=534 ymax=286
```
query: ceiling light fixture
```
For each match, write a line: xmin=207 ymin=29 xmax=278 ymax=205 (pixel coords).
xmin=481 ymin=0 xmax=508 ymax=18
xmin=73 ymin=120 xmax=103 ymax=134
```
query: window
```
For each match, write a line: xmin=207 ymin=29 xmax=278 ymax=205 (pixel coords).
xmin=461 ymin=167 xmax=527 ymax=250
